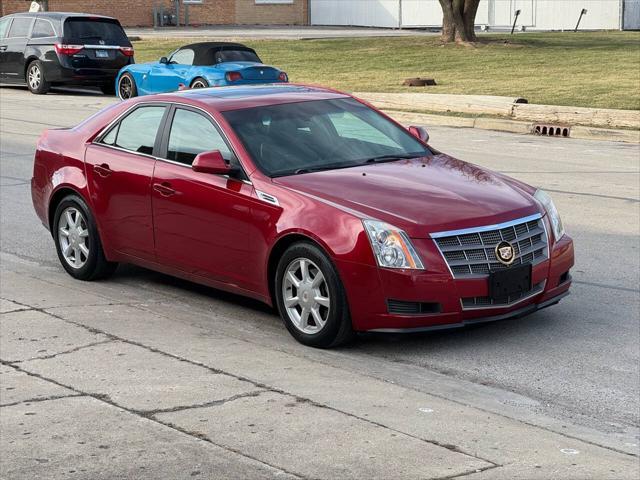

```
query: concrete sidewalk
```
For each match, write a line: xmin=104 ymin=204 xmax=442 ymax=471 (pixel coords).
xmin=126 ymin=25 xmax=439 ymax=40
xmin=1 ymin=254 xmax=638 ymax=479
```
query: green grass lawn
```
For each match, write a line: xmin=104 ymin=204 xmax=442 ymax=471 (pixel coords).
xmin=132 ymin=31 xmax=640 ymax=110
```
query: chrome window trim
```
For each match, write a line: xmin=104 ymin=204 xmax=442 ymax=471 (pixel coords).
xmin=83 ymin=45 xmax=125 ymax=49
xmin=430 ymin=213 xmax=543 ymax=239
xmin=91 ymin=101 xmax=253 ymax=185
xmin=460 ymin=280 xmax=547 ymax=311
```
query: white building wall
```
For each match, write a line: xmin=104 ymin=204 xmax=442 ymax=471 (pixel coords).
xmin=311 ymin=0 xmax=624 ymax=30
xmin=533 ymin=0 xmax=620 ymax=30
xmin=310 ymin=0 xmax=400 ymax=28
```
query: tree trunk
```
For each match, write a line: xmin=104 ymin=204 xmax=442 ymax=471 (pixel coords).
xmin=438 ymin=0 xmax=480 ymax=43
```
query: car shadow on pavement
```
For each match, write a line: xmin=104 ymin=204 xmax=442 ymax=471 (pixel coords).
xmin=0 ymin=85 xmax=111 ymax=97
xmin=111 ymin=263 xmax=560 ymax=352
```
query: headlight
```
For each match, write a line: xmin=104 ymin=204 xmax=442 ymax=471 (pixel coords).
xmin=534 ymin=189 xmax=565 ymax=241
xmin=363 ymin=220 xmax=424 ymax=269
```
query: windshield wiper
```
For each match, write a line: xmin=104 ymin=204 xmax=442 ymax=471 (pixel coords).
xmin=363 ymin=153 xmax=424 ymax=164
xmin=271 ymin=162 xmax=359 ymax=177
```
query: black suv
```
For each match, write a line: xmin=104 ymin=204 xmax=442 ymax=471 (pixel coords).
xmin=0 ymin=12 xmax=133 ymax=94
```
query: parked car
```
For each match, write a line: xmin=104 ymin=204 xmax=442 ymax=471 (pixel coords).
xmin=31 ymin=85 xmax=574 ymax=348
xmin=0 ymin=12 xmax=133 ymax=94
xmin=115 ymin=42 xmax=288 ymax=99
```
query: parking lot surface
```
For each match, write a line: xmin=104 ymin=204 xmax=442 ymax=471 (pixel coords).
xmin=1 ymin=86 xmax=639 ymax=479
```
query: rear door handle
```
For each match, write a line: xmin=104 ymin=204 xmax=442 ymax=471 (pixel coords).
xmin=153 ymin=182 xmax=176 ymax=197
xmin=93 ymin=163 xmax=112 ymax=178
xmin=0 ymin=46 xmax=7 ymax=51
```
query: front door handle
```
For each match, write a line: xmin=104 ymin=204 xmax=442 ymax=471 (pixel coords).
xmin=0 ymin=46 xmax=7 ymax=51
xmin=93 ymin=163 xmax=112 ymax=178
xmin=153 ymin=182 xmax=176 ymax=197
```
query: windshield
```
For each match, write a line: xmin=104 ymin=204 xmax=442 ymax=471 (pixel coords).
xmin=63 ymin=18 xmax=130 ymax=46
xmin=222 ymin=98 xmax=431 ymax=177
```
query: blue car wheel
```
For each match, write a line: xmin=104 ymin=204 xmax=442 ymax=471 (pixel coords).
xmin=191 ymin=77 xmax=209 ymax=89
xmin=118 ymin=73 xmax=138 ymax=100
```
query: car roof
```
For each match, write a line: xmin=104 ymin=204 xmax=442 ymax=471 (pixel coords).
xmin=150 ymin=84 xmax=350 ymax=112
xmin=5 ymin=12 xmax=117 ymax=21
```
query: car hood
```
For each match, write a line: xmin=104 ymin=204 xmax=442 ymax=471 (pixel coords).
xmin=273 ymin=155 xmax=540 ymax=238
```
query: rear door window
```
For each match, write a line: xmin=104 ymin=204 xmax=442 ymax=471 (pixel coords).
xmin=7 ymin=17 xmax=33 ymax=38
xmin=31 ymin=19 xmax=56 ymax=38
xmin=63 ymin=17 xmax=129 ymax=46
xmin=100 ymin=106 xmax=166 ymax=156
xmin=0 ymin=18 xmax=12 ymax=39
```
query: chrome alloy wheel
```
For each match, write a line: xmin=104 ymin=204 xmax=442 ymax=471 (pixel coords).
xmin=119 ymin=75 xmax=132 ymax=99
xmin=191 ymin=80 xmax=207 ymax=88
xmin=58 ymin=207 xmax=90 ymax=269
xmin=28 ymin=64 xmax=41 ymax=90
xmin=282 ymin=258 xmax=331 ymax=334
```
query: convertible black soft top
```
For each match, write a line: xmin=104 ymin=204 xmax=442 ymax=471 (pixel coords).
xmin=180 ymin=42 xmax=261 ymax=66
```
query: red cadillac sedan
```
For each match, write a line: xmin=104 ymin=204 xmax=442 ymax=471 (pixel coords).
xmin=31 ymin=84 xmax=574 ymax=347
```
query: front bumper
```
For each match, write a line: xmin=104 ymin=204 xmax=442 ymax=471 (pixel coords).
xmin=336 ymin=232 xmax=574 ymax=332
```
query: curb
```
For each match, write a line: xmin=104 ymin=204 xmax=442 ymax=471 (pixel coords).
xmin=384 ymin=110 xmax=640 ymax=144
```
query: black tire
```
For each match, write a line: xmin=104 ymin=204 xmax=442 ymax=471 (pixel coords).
xmin=52 ymin=194 xmax=117 ymax=281
xmin=275 ymin=242 xmax=354 ymax=348
xmin=118 ymin=73 xmax=137 ymax=100
xmin=190 ymin=77 xmax=209 ymax=89
xmin=26 ymin=60 xmax=50 ymax=94
xmin=100 ymin=83 xmax=116 ymax=95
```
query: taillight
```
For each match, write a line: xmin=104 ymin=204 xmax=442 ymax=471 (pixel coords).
xmin=278 ymin=72 xmax=289 ymax=82
xmin=54 ymin=44 xmax=84 ymax=56
xmin=225 ymin=72 xmax=242 ymax=82
xmin=120 ymin=47 xmax=135 ymax=57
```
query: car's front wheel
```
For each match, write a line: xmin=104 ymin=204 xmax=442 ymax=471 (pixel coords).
xmin=118 ymin=73 xmax=137 ymax=100
xmin=53 ymin=194 xmax=117 ymax=281
xmin=275 ymin=242 xmax=353 ymax=348
xmin=26 ymin=60 xmax=50 ymax=94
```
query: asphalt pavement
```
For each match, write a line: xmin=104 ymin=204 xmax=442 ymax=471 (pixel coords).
xmin=1 ymin=85 xmax=639 ymax=479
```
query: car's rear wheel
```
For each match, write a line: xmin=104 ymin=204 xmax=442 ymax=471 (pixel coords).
xmin=26 ymin=60 xmax=50 ymax=95
xmin=53 ymin=194 xmax=117 ymax=281
xmin=275 ymin=242 xmax=353 ymax=348
xmin=118 ymin=73 xmax=137 ymax=100
xmin=191 ymin=77 xmax=209 ymax=89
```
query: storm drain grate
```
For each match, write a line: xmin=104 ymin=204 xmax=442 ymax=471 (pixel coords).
xmin=533 ymin=124 xmax=571 ymax=138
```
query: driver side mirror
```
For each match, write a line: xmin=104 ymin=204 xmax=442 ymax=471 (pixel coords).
xmin=192 ymin=150 xmax=236 ymax=175
xmin=159 ymin=56 xmax=168 ymax=64
xmin=408 ymin=126 xmax=429 ymax=143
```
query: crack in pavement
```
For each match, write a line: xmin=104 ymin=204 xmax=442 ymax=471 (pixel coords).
xmin=0 ymin=393 xmax=86 ymax=408
xmin=4 ymin=339 xmax=114 ymax=363
xmin=573 ymin=280 xmax=640 ymax=294
xmin=543 ymin=188 xmax=640 ymax=203
xmin=0 ymin=359 xmax=306 ymax=480
xmin=142 ymin=390 xmax=266 ymax=416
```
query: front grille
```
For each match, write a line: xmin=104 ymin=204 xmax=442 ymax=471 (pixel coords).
xmin=461 ymin=281 xmax=545 ymax=309
xmin=433 ymin=215 xmax=548 ymax=278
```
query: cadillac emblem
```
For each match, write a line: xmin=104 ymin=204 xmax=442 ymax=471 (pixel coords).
xmin=495 ymin=241 xmax=515 ymax=266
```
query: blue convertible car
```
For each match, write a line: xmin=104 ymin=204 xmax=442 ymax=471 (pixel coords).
xmin=115 ymin=42 xmax=288 ymax=99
